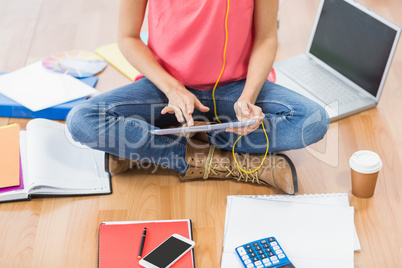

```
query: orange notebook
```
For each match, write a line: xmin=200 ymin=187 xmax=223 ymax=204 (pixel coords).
xmin=0 ymin=123 xmax=20 ymax=188
xmin=98 ymin=220 xmax=195 ymax=268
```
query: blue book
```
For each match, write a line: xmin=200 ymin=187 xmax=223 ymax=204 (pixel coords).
xmin=0 ymin=72 xmax=97 ymax=120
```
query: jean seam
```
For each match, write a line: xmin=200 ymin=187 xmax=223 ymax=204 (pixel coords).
xmin=263 ymin=100 xmax=295 ymax=123
xmin=103 ymin=99 xmax=168 ymax=113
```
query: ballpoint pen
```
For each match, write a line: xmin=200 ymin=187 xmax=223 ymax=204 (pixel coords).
xmin=138 ymin=227 xmax=147 ymax=259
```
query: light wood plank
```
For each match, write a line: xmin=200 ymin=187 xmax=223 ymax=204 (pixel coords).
xmin=0 ymin=0 xmax=43 ymax=71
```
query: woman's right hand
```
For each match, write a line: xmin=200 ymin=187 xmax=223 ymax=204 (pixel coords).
xmin=161 ymin=84 xmax=210 ymax=127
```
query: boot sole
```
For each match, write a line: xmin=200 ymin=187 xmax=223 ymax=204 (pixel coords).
xmin=276 ymin=153 xmax=298 ymax=194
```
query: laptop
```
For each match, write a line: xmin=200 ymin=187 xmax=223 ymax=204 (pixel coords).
xmin=274 ymin=0 xmax=401 ymax=121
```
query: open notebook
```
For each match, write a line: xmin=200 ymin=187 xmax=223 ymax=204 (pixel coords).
xmin=0 ymin=119 xmax=111 ymax=203
xmin=222 ymin=194 xmax=355 ymax=268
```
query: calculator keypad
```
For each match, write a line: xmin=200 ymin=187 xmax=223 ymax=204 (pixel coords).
xmin=235 ymin=237 xmax=293 ymax=268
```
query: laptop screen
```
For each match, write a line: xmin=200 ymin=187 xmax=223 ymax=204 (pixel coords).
xmin=309 ymin=0 xmax=398 ymax=97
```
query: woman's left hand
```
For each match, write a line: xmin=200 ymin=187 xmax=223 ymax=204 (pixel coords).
xmin=226 ymin=99 xmax=265 ymax=135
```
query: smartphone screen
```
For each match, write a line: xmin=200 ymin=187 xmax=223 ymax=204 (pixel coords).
xmin=142 ymin=236 xmax=193 ymax=267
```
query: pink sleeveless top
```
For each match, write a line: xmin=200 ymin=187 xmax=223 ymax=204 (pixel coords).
xmin=146 ymin=0 xmax=255 ymax=90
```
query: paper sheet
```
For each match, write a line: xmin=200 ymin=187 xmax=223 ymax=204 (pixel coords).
xmin=0 ymin=62 xmax=98 ymax=111
xmin=25 ymin=119 xmax=108 ymax=192
xmin=223 ymin=194 xmax=361 ymax=252
xmin=95 ymin=43 xmax=140 ymax=81
xmin=95 ymin=32 xmax=147 ymax=82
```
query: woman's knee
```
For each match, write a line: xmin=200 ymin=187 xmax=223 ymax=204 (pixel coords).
xmin=301 ymin=103 xmax=330 ymax=146
xmin=66 ymin=102 xmax=102 ymax=145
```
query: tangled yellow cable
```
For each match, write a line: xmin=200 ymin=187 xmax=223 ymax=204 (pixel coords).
xmin=211 ymin=0 xmax=269 ymax=174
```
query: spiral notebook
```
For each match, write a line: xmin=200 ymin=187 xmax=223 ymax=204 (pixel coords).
xmin=222 ymin=193 xmax=357 ymax=268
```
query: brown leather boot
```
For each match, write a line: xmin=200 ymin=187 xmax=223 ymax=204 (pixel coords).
xmin=179 ymin=137 xmax=298 ymax=194
xmin=105 ymin=153 xmax=139 ymax=175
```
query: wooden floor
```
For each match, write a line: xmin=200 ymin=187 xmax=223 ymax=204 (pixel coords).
xmin=0 ymin=0 xmax=401 ymax=267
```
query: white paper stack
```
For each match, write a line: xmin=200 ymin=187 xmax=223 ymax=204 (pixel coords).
xmin=221 ymin=193 xmax=358 ymax=268
xmin=0 ymin=61 xmax=98 ymax=111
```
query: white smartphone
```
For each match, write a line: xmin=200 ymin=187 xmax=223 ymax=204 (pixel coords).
xmin=138 ymin=234 xmax=195 ymax=268
xmin=151 ymin=120 xmax=256 ymax=135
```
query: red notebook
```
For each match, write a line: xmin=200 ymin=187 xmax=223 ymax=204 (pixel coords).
xmin=98 ymin=220 xmax=195 ymax=268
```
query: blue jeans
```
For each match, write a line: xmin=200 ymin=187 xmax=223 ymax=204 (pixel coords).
xmin=66 ymin=78 xmax=329 ymax=173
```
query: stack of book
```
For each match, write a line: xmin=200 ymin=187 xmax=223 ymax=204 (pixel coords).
xmin=0 ymin=62 xmax=99 ymax=120
xmin=0 ymin=124 xmax=22 ymax=196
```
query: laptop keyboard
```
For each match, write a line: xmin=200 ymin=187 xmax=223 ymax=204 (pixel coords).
xmin=278 ymin=58 xmax=359 ymax=104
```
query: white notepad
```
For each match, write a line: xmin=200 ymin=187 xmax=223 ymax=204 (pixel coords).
xmin=0 ymin=61 xmax=98 ymax=111
xmin=221 ymin=195 xmax=355 ymax=268
xmin=224 ymin=193 xmax=361 ymax=252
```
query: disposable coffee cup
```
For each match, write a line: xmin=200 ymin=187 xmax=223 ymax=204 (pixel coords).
xmin=349 ymin=150 xmax=382 ymax=198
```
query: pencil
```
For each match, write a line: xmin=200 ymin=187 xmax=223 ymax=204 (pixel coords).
xmin=138 ymin=227 xmax=147 ymax=259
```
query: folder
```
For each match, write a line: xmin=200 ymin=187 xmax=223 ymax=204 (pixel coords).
xmin=0 ymin=156 xmax=24 ymax=194
xmin=0 ymin=72 xmax=97 ymax=120
xmin=98 ymin=219 xmax=194 ymax=268
xmin=0 ymin=123 xmax=20 ymax=188
xmin=95 ymin=33 xmax=148 ymax=81
xmin=95 ymin=43 xmax=140 ymax=81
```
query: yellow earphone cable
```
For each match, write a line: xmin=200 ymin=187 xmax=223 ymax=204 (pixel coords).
xmin=211 ymin=0 xmax=269 ymax=174
xmin=211 ymin=0 xmax=229 ymax=117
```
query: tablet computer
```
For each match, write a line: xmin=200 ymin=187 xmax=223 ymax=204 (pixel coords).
xmin=151 ymin=120 xmax=256 ymax=135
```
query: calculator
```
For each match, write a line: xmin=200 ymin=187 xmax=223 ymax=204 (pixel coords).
xmin=235 ymin=237 xmax=295 ymax=268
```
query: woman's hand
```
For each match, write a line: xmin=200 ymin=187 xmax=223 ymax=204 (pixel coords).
xmin=161 ymin=84 xmax=210 ymax=127
xmin=226 ymin=99 xmax=265 ymax=135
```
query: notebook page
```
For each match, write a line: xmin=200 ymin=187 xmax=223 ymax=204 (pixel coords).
xmin=246 ymin=193 xmax=360 ymax=251
xmin=224 ymin=193 xmax=361 ymax=251
xmin=223 ymin=194 xmax=349 ymax=241
xmin=26 ymin=119 xmax=108 ymax=192
xmin=221 ymin=252 xmax=353 ymax=268
xmin=222 ymin=197 xmax=354 ymax=268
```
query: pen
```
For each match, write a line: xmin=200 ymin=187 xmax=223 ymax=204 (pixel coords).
xmin=138 ymin=227 xmax=147 ymax=259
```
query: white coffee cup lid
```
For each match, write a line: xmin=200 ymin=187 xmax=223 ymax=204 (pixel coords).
xmin=349 ymin=150 xmax=382 ymax=174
